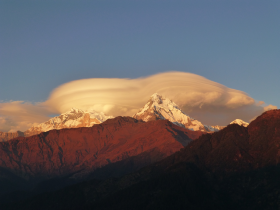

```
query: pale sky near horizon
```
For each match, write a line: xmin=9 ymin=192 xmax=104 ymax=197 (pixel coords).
xmin=0 ymin=0 xmax=279 ymax=131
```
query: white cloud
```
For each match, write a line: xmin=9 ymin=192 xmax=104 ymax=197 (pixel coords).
xmin=45 ymin=71 xmax=276 ymax=125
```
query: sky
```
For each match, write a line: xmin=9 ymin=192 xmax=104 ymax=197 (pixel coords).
xmin=0 ymin=0 xmax=279 ymax=132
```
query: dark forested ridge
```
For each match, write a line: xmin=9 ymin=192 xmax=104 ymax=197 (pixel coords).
xmin=3 ymin=110 xmax=280 ymax=209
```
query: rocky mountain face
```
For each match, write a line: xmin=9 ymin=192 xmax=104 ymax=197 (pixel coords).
xmin=24 ymin=108 xmax=113 ymax=137
xmin=133 ymin=93 xmax=219 ymax=132
xmin=0 ymin=131 xmax=24 ymax=142
xmin=8 ymin=110 xmax=280 ymax=210
xmin=0 ymin=116 xmax=202 ymax=193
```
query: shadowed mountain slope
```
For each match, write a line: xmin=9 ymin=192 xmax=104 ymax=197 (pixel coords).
xmin=0 ymin=116 xmax=202 ymax=197
xmin=6 ymin=110 xmax=280 ymax=210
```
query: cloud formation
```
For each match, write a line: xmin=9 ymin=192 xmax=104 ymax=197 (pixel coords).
xmin=45 ymin=71 xmax=275 ymax=125
xmin=0 ymin=71 xmax=277 ymax=132
xmin=264 ymin=104 xmax=277 ymax=111
xmin=0 ymin=101 xmax=50 ymax=132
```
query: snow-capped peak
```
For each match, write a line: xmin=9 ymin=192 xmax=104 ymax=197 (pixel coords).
xmin=133 ymin=93 xmax=219 ymax=132
xmin=150 ymin=93 xmax=164 ymax=104
xmin=230 ymin=119 xmax=249 ymax=127
xmin=68 ymin=107 xmax=84 ymax=113
xmin=24 ymin=108 xmax=114 ymax=137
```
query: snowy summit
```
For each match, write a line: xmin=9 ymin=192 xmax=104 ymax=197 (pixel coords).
xmin=133 ymin=93 xmax=219 ymax=132
xmin=230 ymin=119 xmax=249 ymax=127
xmin=24 ymin=108 xmax=113 ymax=137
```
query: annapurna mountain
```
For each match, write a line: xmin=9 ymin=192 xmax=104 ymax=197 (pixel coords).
xmin=133 ymin=93 xmax=219 ymax=132
xmin=0 ymin=94 xmax=249 ymax=141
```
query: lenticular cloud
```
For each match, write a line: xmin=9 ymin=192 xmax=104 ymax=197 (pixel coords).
xmin=45 ymin=71 xmax=271 ymax=125
xmin=0 ymin=71 xmax=276 ymax=132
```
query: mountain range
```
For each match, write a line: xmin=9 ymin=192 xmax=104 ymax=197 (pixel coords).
xmin=0 ymin=116 xmax=203 ymax=197
xmin=2 ymin=109 xmax=280 ymax=210
xmin=1 ymin=93 xmax=246 ymax=142
xmin=0 ymin=108 xmax=113 ymax=142
xmin=24 ymin=108 xmax=113 ymax=137
xmin=1 ymin=92 xmax=261 ymax=209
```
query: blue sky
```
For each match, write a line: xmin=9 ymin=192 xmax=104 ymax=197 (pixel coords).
xmin=0 ymin=0 xmax=279 ymax=131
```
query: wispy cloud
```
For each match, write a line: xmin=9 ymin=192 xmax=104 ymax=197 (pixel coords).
xmin=0 ymin=101 xmax=50 ymax=132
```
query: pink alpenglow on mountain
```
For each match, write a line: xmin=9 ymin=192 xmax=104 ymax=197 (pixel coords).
xmin=133 ymin=93 xmax=220 ymax=132
xmin=0 ymin=117 xmax=202 ymax=179
xmin=24 ymin=108 xmax=114 ymax=137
